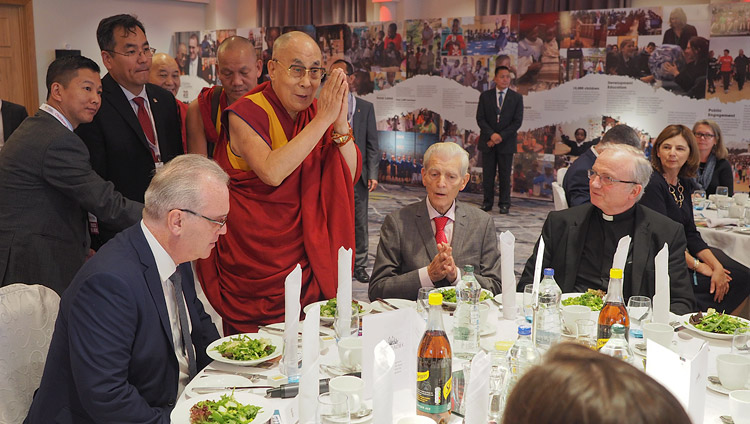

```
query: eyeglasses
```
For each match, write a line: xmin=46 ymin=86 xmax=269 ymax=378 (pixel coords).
xmin=106 ymin=47 xmax=156 ymax=58
xmin=694 ymin=132 xmax=715 ymax=139
xmin=272 ymin=59 xmax=326 ymax=80
xmin=587 ymin=169 xmax=638 ymax=186
xmin=175 ymin=208 xmax=227 ymax=227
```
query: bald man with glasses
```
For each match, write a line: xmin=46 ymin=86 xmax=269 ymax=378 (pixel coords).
xmin=195 ymin=31 xmax=361 ymax=335
xmin=519 ymin=144 xmax=697 ymax=315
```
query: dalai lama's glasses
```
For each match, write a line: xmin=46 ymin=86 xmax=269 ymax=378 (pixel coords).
xmin=272 ymin=59 xmax=326 ymax=80
xmin=175 ymin=208 xmax=228 ymax=227
xmin=587 ymin=169 xmax=638 ymax=186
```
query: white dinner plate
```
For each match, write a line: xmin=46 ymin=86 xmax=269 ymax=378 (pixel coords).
xmin=434 ymin=287 xmax=494 ymax=308
xmin=184 ymin=374 xmax=253 ymax=399
xmin=480 ymin=323 xmax=496 ymax=337
xmin=370 ymin=298 xmax=416 ymax=313
xmin=206 ymin=333 xmax=283 ymax=366
xmin=303 ymin=300 xmax=372 ymax=323
xmin=734 ymin=227 xmax=750 ymax=235
xmin=171 ymin=391 xmax=273 ymax=423
xmin=679 ymin=313 xmax=750 ymax=340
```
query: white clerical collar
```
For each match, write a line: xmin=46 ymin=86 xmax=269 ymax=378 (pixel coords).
xmin=140 ymin=220 xmax=178 ymax=284
xmin=426 ymin=198 xmax=456 ymax=222
xmin=39 ymin=103 xmax=74 ymax=132
xmin=602 ymin=212 xmax=614 ymax=221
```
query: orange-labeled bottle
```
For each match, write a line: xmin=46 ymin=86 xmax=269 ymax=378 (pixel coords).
xmin=596 ymin=268 xmax=630 ymax=350
xmin=417 ymin=292 xmax=452 ymax=424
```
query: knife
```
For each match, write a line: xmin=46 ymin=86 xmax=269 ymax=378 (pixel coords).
xmin=376 ymin=298 xmax=399 ymax=310
xmin=192 ymin=385 xmax=274 ymax=394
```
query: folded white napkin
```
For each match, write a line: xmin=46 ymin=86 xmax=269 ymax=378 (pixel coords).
xmin=653 ymin=243 xmax=670 ymax=324
xmin=499 ymin=231 xmax=516 ymax=319
xmin=705 ymin=217 xmax=738 ymax=228
xmin=464 ymin=351 xmax=491 ymax=424
xmin=298 ymin=304 xmax=321 ymax=424
xmin=282 ymin=264 xmax=302 ymax=379
xmin=611 ymin=235 xmax=631 ymax=272
xmin=336 ymin=247 xmax=353 ymax=337
xmin=531 ymin=237 xmax=545 ymax=304
xmin=372 ymin=340 xmax=395 ymax=424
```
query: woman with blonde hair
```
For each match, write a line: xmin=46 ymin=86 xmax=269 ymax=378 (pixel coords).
xmin=692 ymin=119 xmax=732 ymax=195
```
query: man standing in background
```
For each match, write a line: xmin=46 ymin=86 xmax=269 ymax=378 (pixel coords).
xmin=719 ymin=49 xmax=733 ymax=94
xmin=149 ymin=52 xmax=187 ymax=151
xmin=735 ymin=49 xmax=748 ymax=92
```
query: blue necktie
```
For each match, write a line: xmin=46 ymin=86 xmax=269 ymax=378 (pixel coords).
xmin=497 ymin=90 xmax=504 ymax=112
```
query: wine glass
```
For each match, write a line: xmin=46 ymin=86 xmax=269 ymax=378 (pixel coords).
xmin=334 ymin=304 xmax=359 ymax=340
xmin=717 ymin=186 xmax=729 ymax=198
xmin=575 ymin=319 xmax=597 ymax=350
xmin=627 ymin=296 xmax=652 ymax=339
xmin=317 ymin=392 xmax=349 ymax=424
xmin=416 ymin=288 xmax=433 ymax=321
xmin=692 ymin=189 xmax=706 ymax=211
xmin=733 ymin=328 xmax=750 ymax=356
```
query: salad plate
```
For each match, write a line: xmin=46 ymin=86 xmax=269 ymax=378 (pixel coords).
xmin=303 ymin=299 xmax=372 ymax=324
xmin=206 ymin=333 xmax=283 ymax=366
xmin=679 ymin=311 xmax=750 ymax=340
xmin=434 ymin=287 xmax=494 ymax=308
xmin=171 ymin=391 xmax=273 ymax=423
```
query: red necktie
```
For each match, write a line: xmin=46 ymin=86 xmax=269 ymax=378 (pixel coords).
xmin=132 ymin=97 xmax=159 ymax=162
xmin=434 ymin=216 xmax=449 ymax=245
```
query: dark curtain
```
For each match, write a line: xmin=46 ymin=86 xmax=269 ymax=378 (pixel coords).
xmin=477 ymin=0 xmax=631 ymax=15
xmin=257 ymin=0 xmax=367 ymax=27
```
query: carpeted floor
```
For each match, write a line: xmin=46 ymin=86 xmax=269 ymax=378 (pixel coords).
xmin=353 ymin=183 xmax=554 ymax=301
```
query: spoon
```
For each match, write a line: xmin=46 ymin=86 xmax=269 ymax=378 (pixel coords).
xmin=352 ymin=408 xmax=373 ymax=419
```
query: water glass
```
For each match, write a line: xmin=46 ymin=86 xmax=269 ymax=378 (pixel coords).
xmin=627 ymin=296 xmax=652 ymax=338
xmin=717 ymin=196 xmax=732 ymax=217
xmin=693 ymin=189 xmax=706 ymax=210
xmin=317 ymin=392 xmax=350 ymax=423
xmin=575 ymin=319 xmax=597 ymax=350
xmin=334 ymin=304 xmax=359 ymax=340
xmin=717 ymin=186 xmax=729 ymax=197
xmin=733 ymin=328 xmax=750 ymax=356
xmin=451 ymin=361 xmax=472 ymax=416
xmin=742 ymin=206 xmax=750 ymax=227
xmin=523 ymin=284 xmax=534 ymax=322
xmin=416 ymin=288 xmax=433 ymax=320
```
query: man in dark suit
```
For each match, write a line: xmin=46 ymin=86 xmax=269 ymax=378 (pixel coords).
xmin=520 ymin=145 xmax=696 ymax=315
xmin=76 ymin=14 xmax=183 ymax=248
xmin=369 ymin=142 xmax=502 ymax=300
xmin=1 ymin=99 xmax=27 ymax=144
xmin=562 ymin=124 xmax=640 ymax=207
xmin=476 ymin=65 xmax=523 ymax=214
xmin=26 ymin=155 xmax=225 ymax=423
xmin=0 ymin=56 xmax=142 ymax=295
xmin=330 ymin=59 xmax=379 ymax=283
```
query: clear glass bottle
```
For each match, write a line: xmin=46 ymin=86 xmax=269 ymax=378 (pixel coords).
xmin=597 ymin=268 xmax=630 ymax=350
xmin=452 ymin=265 xmax=481 ymax=359
xmin=417 ymin=292 xmax=452 ymax=424
xmin=599 ymin=324 xmax=634 ymax=364
xmin=534 ymin=268 xmax=562 ymax=351
xmin=488 ymin=341 xmax=513 ymax=423
xmin=506 ymin=324 xmax=541 ymax=393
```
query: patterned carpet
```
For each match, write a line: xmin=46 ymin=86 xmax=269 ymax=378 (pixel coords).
xmin=353 ymin=183 xmax=553 ymax=301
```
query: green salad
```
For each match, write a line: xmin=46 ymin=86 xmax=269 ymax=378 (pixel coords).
xmin=561 ymin=289 xmax=605 ymax=311
xmin=440 ymin=288 xmax=492 ymax=303
xmin=213 ymin=335 xmax=276 ymax=361
xmin=320 ymin=298 xmax=364 ymax=317
xmin=189 ymin=392 xmax=262 ymax=423
xmin=688 ymin=308 xmax=749 ymax=334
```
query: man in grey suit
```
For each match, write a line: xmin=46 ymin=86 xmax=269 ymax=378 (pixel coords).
xmin=369 ymin=142 xmax=502 ymax=300
xmin=0 ymin=56 xmax=142 ymax=295
xmin=330 ymin=59 xmax=379 ymax=282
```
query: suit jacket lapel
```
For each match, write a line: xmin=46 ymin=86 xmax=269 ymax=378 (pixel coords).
xmin=416 ymin=200 xmax=438 ymax=260
xmin=630 ymin=206 xmax=651 ymax=297
xmin=451 ymin=201 xmax=467 ymax=255
xmin=103 ymin=74 xmax=151 ymax=151
xmin=146 ymin=84 xmax=168 ymax=156
xmin=562 ymin=204 xmax=591 ymax=291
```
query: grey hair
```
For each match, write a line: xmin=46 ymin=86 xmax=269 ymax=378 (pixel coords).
xmin=423 ymin=142 xmax=469 ymax=175
xmin=600 ymin=124 xmax=640 ymax=148
xmin=143 ymin=154 xmax=229 ymax=220
xmin=600 ymin=144 xmax=651 ymax=201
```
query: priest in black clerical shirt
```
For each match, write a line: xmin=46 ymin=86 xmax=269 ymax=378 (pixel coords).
xmin=519 ymin=144 xmax=697 ymax=315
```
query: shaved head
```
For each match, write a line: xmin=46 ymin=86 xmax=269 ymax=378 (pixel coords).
xmin=272 ymin=31 xmax=318 ymax=60
xmin=216 ymin=35 xmax=261 ymax=104
xmin=149 ymin=52 xmax=180 ymax=96
xmin=217 ymin=35 xmax=256 ymax=64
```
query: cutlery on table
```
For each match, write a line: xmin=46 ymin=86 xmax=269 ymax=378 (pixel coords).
xmin=375 ymin=298 xmax=398 ymax=310
xmin=259 ymin=325 xmax=329 ymax=337
xmin=202 ymin=368 xmax=265 ymax=382
xmin=192 ymin=385 xmax=274 ymax=394
xmin=720 ymin=416 xmax=734 ymax=424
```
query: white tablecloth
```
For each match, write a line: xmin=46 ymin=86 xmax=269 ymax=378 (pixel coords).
xmin=696 ymin=209 xmax=750 ymax=268
xmin=179 ymin=299 xmax=734 ymax=424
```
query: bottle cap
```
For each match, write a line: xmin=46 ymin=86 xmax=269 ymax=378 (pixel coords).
xmin=428 ymin=292 xmax=443 ymax=306
xmin=463 ymin=264 xmax=474 ymax=273
xmin=610 ymin=268 xmax=623 ymax=279
xmin=543 ymin=268 xmax=554 ymax=276
xmin=517 ymin=324 xmax=531 ymax=336
xmin=611 ymin=323 xmax=625 ymax=334
xmin=494 ymin=341 xmax=514 ymax=352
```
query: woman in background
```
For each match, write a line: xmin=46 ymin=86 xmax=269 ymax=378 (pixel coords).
xmin=663 ymin=7 xmax=697 ymax=50
xmin=692 ymin=119 xmax=733 ymax=195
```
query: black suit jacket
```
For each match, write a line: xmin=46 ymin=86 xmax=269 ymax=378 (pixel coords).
xmin=519 ymin=203 xmax=697 ymax=315
xmin=76 ymin=74 xmax=182 ymax=244
xmin=26 ymin=224 xmax=219 ymax=424
xmin=0 ymin=111 xmax=142 ymax=294
xmin=353 ymin=97 xmax=378 ymax=183
xmin=476 ymin=87 xmax=523 ymax=155
xmin=1 ymin=99 xmax=28 ymax=140
xmin=562 ymin=148 xmax=597 ymax=207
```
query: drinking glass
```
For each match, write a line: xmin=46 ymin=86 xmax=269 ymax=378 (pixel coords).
xmin=627 ymin=296 xmax=652 ymax=339
xmin=334 ymin=304 xmax=359 ymax=340
xmin=733 ymin=328 xmax=750 ymax=356
xmin=692 ymin=189 xmax=706 ymax=211
xmin=575 ymin=319 xmax=597 ymax=350
xmin=742 ymin=206 xmax=750 ymax=228
xmin=717 ymin=186 xmax=729 ymax=197
xmin=523 ymin=284 xmax=534 ymax=322
xmin=317 ymin=392 xmax=350 ymax=424
xmin=451 ymin=361 xmax=472 ymax=416
xmin=717 ymin=196 xmax=732 ymax=218
xmin=416 ymin=288 xmax=433 ymax=321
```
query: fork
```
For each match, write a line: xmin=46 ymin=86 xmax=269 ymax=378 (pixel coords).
xmin=202 ymin=368 xmax=265 ymax=382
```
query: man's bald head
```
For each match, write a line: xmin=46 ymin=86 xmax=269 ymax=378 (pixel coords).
xmin=149 ymin=53 xmax=180 ymax=96
xmin=216 ymin=35 xmax=261 ymax=104
xmin=272 ymin=31 xmax=318 ymax=60
xmin=267 ymin=31 xmax=323 ymax=119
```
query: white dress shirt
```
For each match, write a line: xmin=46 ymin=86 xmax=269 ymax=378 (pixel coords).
xmin=120 ymin=85 xmax=162 ymax=162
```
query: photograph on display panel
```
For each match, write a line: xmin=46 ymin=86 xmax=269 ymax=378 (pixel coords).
xmin=404 ymin=18 xmax=441 ymax=77
xmin=466 ymin=15 xmax=518 ymax=57
xmin=174 ymin=31 xmax=211 ymax=102
xmin=560 ymin=47 xmax=607 ymax=81
xmin=442 ymin=17 xmax=469 ymax=57
xmin=706 ymin=36 xmax=750 ymax=103
xmin=560 ymin=10 xmax=608 ymax=48
xmin=516 ymin=12 xmax=562 ymax=95
xmin=315 ymin=24 xmax=350 ymax=70
xmin=710 ymin=3 xmax=750 ymax=37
